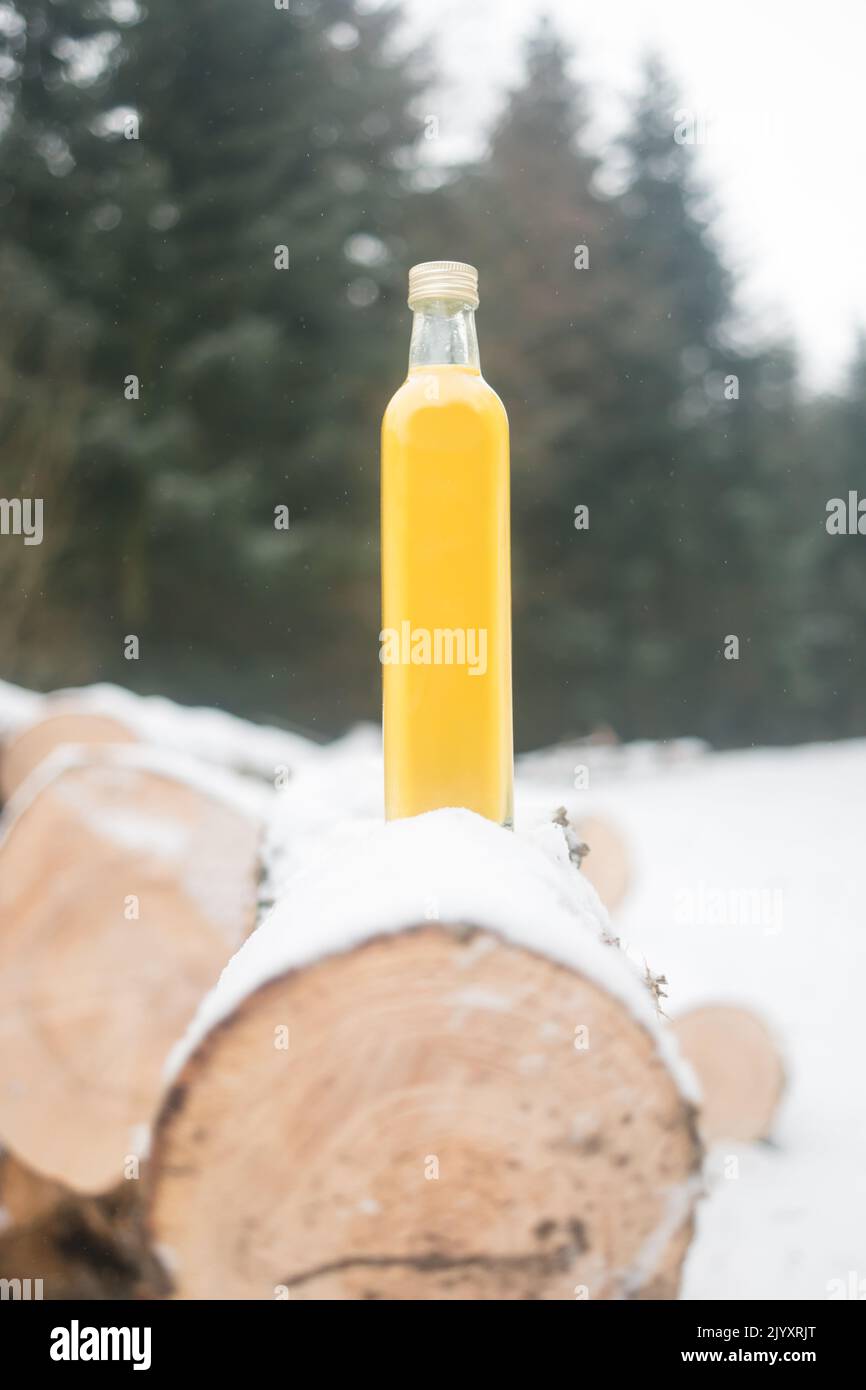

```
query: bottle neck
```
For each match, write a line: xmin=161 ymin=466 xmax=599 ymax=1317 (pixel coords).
xmin=408 ymin=298 xmax=480 ymax=371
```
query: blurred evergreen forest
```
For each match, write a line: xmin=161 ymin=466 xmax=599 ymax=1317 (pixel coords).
xmin=1 ymin=0 xmax=863 ymax=749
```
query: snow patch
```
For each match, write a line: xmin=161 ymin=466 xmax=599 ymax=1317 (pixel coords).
xmin=167 ymin=806 xmax=697 ymax=1103
xmin=1 ymin=741 xmax=269 ymax=847
xmin=0 ymin=678 xmax=44 ymax=739
xmin=1 ymin=678 xmax=319 ymax=782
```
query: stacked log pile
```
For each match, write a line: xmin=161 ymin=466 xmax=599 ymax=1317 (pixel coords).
xmin=0 ymin=684 xmax=782 ymax=1299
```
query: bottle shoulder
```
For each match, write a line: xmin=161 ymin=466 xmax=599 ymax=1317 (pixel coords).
xmin=383 ymin=368 xmax=508 ymax=426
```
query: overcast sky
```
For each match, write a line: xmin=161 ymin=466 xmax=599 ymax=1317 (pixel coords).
xmin=399 ymin=0 xmax=866 ymax=391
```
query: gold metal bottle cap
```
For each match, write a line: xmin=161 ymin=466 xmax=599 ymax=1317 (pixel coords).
xmin=408 ymin=260 xmax=479 ymax=310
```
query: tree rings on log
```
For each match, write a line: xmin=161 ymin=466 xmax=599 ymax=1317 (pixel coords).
xmin=149 ymin=925 xmax=701 ymax=1300
xmin=672 ymin=1004 xmax=785 ymax=1144
xmin=0 ymin=763 xmax=261 ymax=1192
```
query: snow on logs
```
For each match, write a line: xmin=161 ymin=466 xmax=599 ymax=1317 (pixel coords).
xmin=547 ymin=804 xmax=632 ymax=914
xmin=0 ymin=751 xmax=263 ymax=1193
xmin=0 ymin=681 xmax=318 ymax=802
xmin=0 ymin=682 xmax=634 ymax=915
xmin=0 ymin=710 xmax=138 ymax=804
xmin=147 ymin=811 xmax=702 ymax=1300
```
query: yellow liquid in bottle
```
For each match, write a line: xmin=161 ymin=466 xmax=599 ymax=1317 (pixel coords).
xmin=381 ymin=364 xmax=513 ymax=824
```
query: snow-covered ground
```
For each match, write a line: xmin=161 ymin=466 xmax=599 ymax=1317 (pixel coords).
xmin=556 ymin=738 xmax=866 ymax=1301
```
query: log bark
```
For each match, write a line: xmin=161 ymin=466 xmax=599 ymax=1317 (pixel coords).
xmin=148 ymin=924 xmax=701 ymax=1300
xmin=0 ymin=1148 xmax=68 ymax=1231
xmin=0 ymin=1165 xmax=165 ymax=1300
xmin=0 ymin=759 xmax=261 ymax=1193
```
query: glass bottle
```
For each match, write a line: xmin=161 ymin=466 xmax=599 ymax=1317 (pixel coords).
xmin=380 ymin=260 xmax=513 ymax=825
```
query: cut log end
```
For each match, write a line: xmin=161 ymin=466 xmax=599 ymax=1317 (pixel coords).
xmin=0 ymin=762 xmax=261 ymax=1193
xmin=576 ymin=814 xmax=632 ymax=913
xmin=672 ymin=1004 xmax=785 ymax=1144
xmin=148 ymin=925 xmax=701 ymax=1300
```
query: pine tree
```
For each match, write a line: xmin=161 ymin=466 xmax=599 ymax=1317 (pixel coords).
xmin=452 ymin=20 xmax=628 ymax=743
xmin=607 ymin=53 xmax=809 ymax=745
xmin=0 ymin=0 xmax=133 ymax=672
xmin=1 ymin=0 xmax=425 ymax=727
xmin=459 ymin=36 xmax=809 ymax=747
xmin=96 ymin=0 xmax=424 ymax=724
xmin=798 ymin=337 xmax=866 ymax=738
